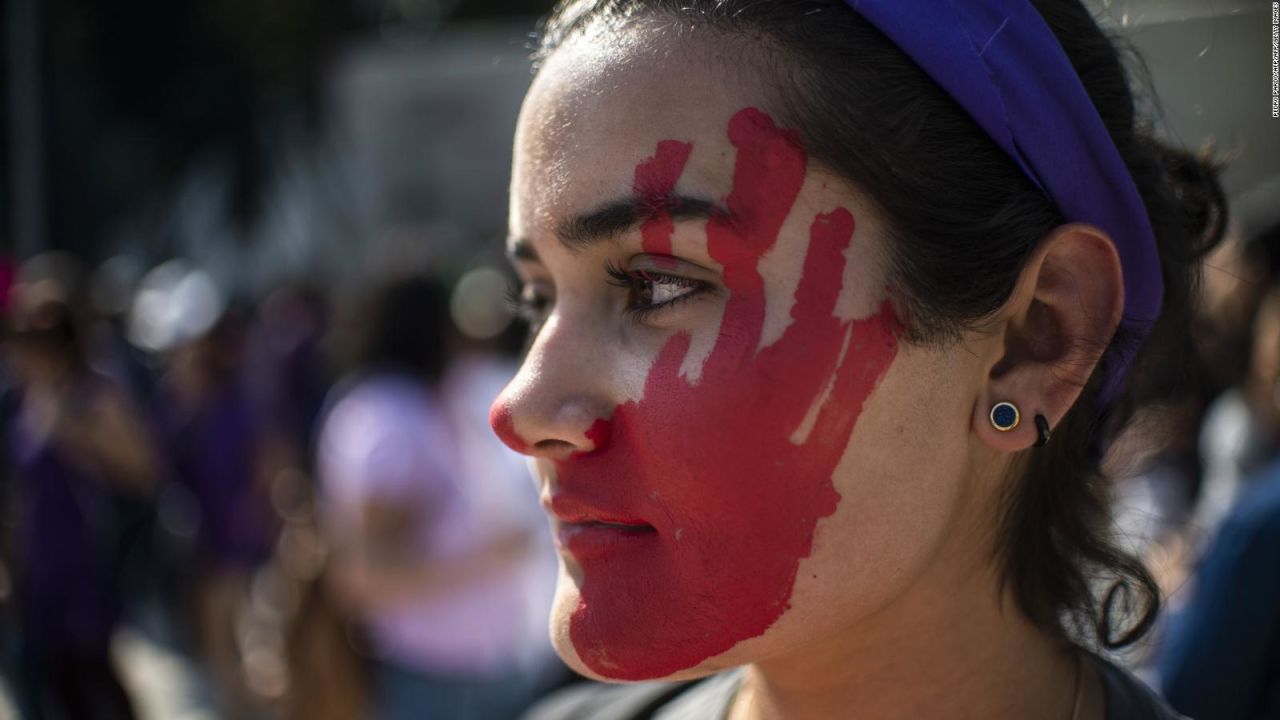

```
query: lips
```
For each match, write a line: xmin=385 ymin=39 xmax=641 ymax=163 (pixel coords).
xmin=544 ymin=494 xmax=657 ymax=559
xmin=545 ymin=493 xmax=649 ymax=526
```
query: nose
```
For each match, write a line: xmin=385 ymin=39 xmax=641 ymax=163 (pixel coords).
xmin=489 ymin=321 xmax=615 ymax=460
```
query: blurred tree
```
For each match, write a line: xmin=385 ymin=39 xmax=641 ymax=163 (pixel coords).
xmin=15 ymin=0 xmax=555 ymax=260
xmin=451 ymin=0 xmax=558 ymax=19
xmin=41 ymin=0 xmax=370 ymax=255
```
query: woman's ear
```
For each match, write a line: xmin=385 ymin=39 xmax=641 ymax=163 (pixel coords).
xmin=973 ymin=224 xmax=1125 ymax=453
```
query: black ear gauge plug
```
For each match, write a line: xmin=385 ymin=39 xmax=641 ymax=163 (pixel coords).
xmin=1033 ymin=414 xmax=1051 ymax=448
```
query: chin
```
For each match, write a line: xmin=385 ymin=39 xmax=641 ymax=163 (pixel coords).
xmin=547 ymin=572 xmax=742 ymax=684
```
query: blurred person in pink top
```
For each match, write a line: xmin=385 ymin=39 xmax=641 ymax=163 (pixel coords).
xmin=318 ymin=275 xmax=549 ymax=720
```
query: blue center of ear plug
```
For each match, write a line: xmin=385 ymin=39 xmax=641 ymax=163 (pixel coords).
xmin=992 ymin=403 xmax=1019 ymax=430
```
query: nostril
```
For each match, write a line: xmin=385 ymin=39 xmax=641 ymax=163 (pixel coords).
xmin=533 ymin=439 xmax=579 ymax=457
xmin=489 ymin=392 xmax=614 ymax=458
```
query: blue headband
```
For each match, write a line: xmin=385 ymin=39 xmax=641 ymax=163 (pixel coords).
xmin=846 ymin=0 xmax=1161 ymax=404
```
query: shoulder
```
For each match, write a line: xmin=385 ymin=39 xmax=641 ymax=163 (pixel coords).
xmin=1091 ymin=655 xmax=1187 ymax=720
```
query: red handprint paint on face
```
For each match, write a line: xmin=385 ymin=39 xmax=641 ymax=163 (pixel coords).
xmin=633 ymin=140 xmax=693 ymax=257
xmin=495 ymin=107 xmax=901 ymax=680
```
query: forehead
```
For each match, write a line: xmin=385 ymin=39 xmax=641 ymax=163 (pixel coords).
xmin=512 ymin=26 xmax=768 ymax=236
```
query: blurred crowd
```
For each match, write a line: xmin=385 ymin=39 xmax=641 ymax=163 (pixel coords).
xmin=2 ymin=0 xmax=1274 ymax=718
xmin=0 ymin=253 xmax=562 ymax=720
xmin=1119 ymin=210 xmax=1280 ymax=719
xmin=2 ymin=212 xmax=1280 ymax=719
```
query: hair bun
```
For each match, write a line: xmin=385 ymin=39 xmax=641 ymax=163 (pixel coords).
xmin=1153 ymin=140 xmax=1229 ymax=261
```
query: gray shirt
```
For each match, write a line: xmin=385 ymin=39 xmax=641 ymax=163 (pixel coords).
xmin=526 ymin=654 xmax=1187 ymax=719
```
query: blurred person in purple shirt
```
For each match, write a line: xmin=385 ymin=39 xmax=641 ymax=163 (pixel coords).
xmin=318 ymin=275 xmax=548 ymax=720
xmin=3 ymin=286 xmax=159 ymax=720
xmin=154 ymin=306 xmax=275 ymax=715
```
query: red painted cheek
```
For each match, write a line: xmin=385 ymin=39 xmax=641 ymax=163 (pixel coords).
xmin=554 ymin=107 xmax=902 ymax=680
xmin=584 ymin=418 xmax=613 ymax=451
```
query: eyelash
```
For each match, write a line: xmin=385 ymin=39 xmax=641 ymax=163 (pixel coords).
xmin=505 ymin=263 xmax=710 ymax=331
xmin=505 ymin=285 xmax=549 ymax=328
xmin=604 ymin=261 xmax=709 ymax=322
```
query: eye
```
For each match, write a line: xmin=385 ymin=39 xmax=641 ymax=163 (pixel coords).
xmin=606 ymin=262 xmax=709 ymax=322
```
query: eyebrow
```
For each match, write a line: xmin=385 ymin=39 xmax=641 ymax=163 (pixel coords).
xmin=507 ymin=195 xmax=724 ymax=263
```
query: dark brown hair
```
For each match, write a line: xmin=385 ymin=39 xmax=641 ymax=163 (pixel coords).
xmin=537 ymin=0 xmax=1227 ymax=649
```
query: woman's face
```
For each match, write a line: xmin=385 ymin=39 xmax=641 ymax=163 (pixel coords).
xmin=493 ymin=29 xmax=998 ymax=682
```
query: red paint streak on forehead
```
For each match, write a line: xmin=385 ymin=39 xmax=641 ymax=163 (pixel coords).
xmin=704 ymin=108 xmax=807 ymax=361
xmin=633 ymin=139 xmax=692 ymax=201
xmin=555 ymin=107 xmax=901 ymax=680
xmin=633 ymin=140 xmax=693 ymax=256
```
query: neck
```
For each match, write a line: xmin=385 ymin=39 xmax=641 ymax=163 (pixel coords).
xmin=729 ymin=552 xmax=1083 ymax=720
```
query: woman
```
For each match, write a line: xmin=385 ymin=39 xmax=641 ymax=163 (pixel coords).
xmin=155 ymin=306 xmax=275 ymax=715
xmin=5 ymin=294 xmax=157 ymax=719
xmin=318 ymin=276 xmax=544 ymax=720
xmin=489 ymin=0 xmax=1226 ymax=718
